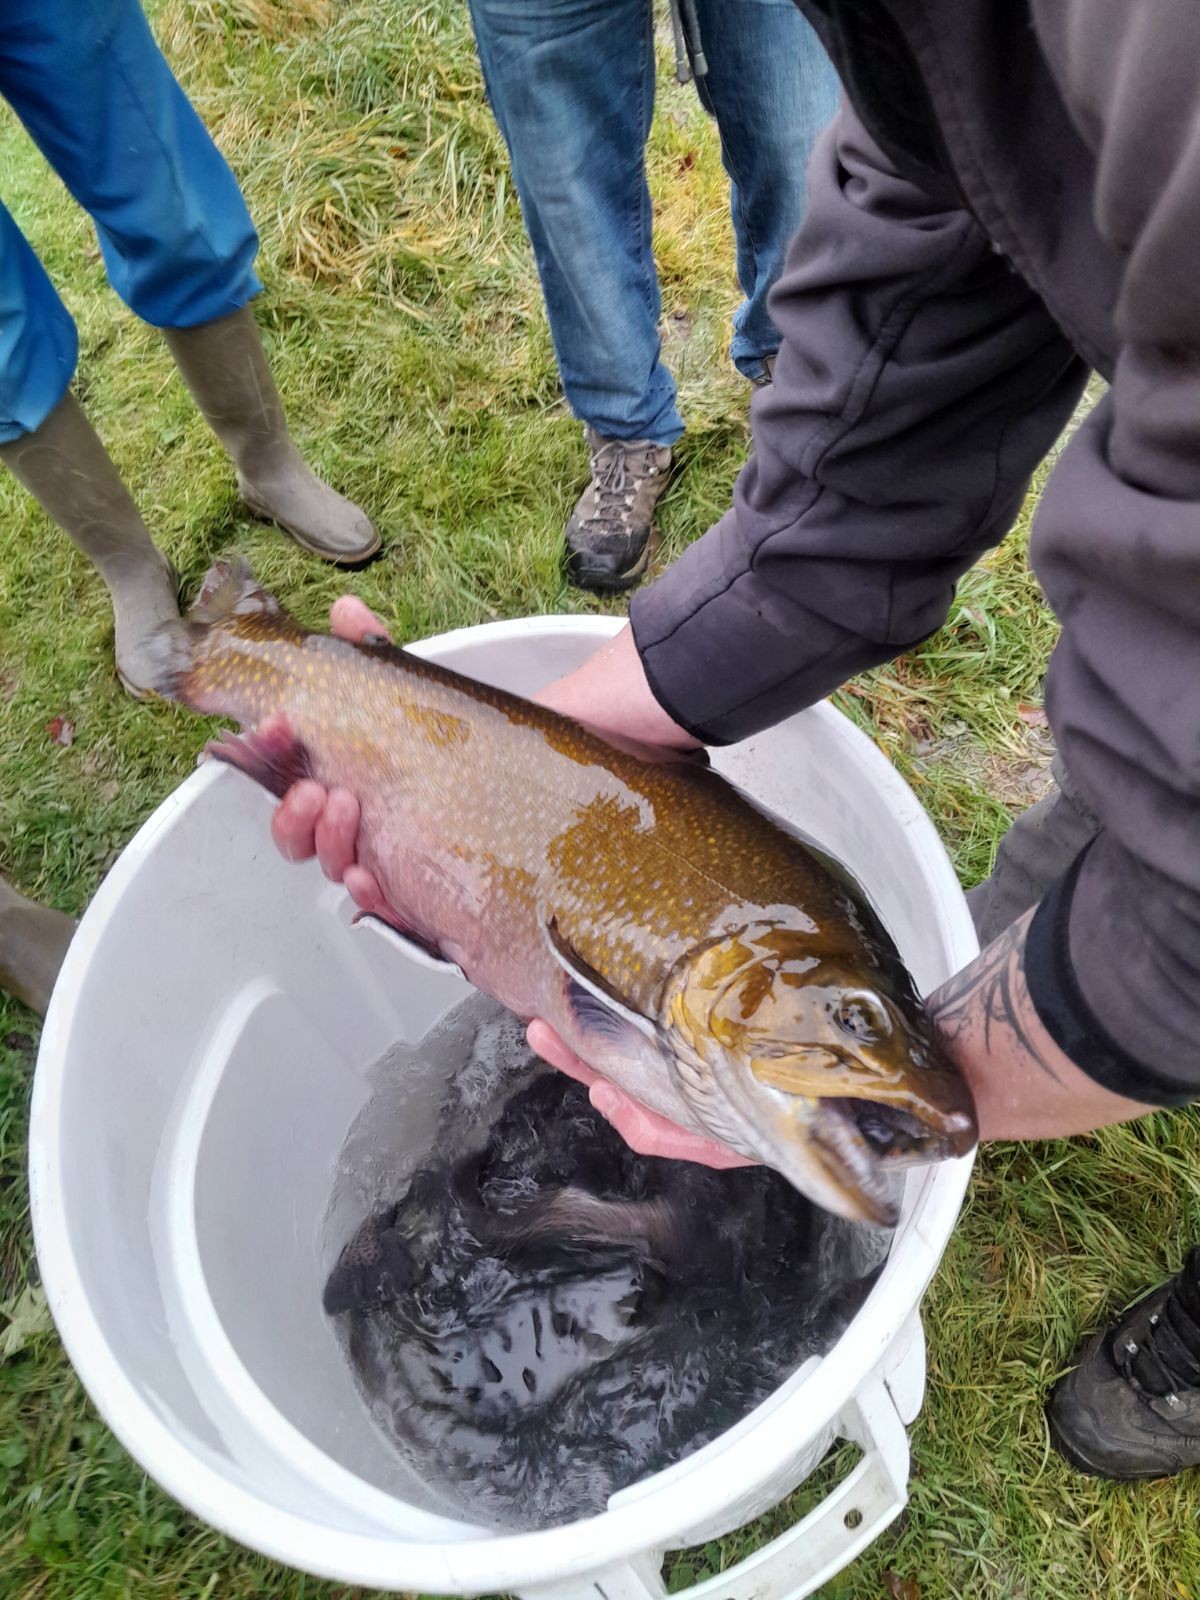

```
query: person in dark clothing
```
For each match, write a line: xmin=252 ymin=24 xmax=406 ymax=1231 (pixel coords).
xmin=269 ymin=0 xmax=1200 ymax=1482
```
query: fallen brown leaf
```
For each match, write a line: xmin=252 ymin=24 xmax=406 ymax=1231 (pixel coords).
xmin=884 ymin=1574 xmax=921 ymax=1600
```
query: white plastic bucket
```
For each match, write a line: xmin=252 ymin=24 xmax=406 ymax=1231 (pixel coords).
xmin=29 ymin=615 xmax=977 ymax=1600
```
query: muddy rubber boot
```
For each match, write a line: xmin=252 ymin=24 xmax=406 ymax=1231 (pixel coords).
xmin=1047 ymin=1246 xmax=1200 ymax=1479
xmin=0 ymin=876 xmax=76 ymax=1016
xmin=0 ymin=394 xmax=179 ymax=699
xmin=163 ymin=308 xmax=380 ymax=566
xmin=564 ymin=429 xmax=672 ymax=593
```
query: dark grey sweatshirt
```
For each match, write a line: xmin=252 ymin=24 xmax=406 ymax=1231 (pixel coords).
xmin=630 ymin=0 xmax=1200 ymax=1099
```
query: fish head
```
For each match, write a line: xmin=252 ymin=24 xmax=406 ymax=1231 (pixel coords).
xmin=661 ymin=927 xmax=978 ymax=1227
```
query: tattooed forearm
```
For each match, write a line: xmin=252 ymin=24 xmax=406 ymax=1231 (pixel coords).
xmin=929 ymin=914 xmax=1062 ymax=1081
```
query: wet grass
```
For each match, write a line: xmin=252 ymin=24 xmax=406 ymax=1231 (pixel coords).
xmin=1 ymin=3 xmax=1198 ymax=1597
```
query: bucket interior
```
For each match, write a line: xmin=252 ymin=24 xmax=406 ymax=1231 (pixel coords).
xmin=38 ymin=619 xmax=975 ymax=1544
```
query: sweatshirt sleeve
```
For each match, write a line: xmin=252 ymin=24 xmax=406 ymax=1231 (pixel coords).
xmin=1021 ymin=0 xmax=1200 ymax=1087
xmin=629 ymin=101 xmax=1086 ymax=745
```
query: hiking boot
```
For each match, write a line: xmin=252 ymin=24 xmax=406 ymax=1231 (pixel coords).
xmin=1047 ymin=1246 xmax=1200 ymax=1479
xmin=564 ymin=429 xmax=672 ymax=593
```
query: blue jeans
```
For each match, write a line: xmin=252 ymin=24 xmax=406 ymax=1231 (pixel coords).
xmin=0 ymin=0 xmax=260 ymax=442
xmin=467 ymin=0 xmax=838 ymax=444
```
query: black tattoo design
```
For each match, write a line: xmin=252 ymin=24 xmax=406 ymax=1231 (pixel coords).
xmin=929 ymin=917 xmax=1062 ymax=1081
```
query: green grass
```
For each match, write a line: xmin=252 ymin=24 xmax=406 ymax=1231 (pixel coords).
xmin=1 ymin=3 xmax=1198 ymax=1597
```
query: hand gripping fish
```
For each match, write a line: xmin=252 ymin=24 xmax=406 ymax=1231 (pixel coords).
xmin=150 ymin=558 xmax=977 ymax=1225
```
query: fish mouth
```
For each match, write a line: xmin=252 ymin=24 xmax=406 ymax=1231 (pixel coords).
xmin=798 ymin=1091 xmax=977 ymax=1229
xmin=827 ymin=1095 xmax=972 ymax=1165
xmin=758 ymin=1108 xmax=899 ymax=1228
xmin=801 ymin=1099 xmax=904 ymax=1229
xmin=751 ymin=1048 xmax=978 ymax=1153
xmin=668 ymin=1040 xmax=971 ymax=1229
xmin=755 ymin=1087 xmax=970 ymax=1230
xmin=671 ymin=1053 xmax=902 ymax=1228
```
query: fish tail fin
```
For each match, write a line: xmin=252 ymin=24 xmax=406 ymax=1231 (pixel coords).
xmin=205 ymin=721 xmax=313 ymax=799
xmin=189 ymin=554 xmax=282 ymax=625
xmin=323 ymin=1205 xmax=415 ymax=1315
xmin=139 ymin=554 xmax=283 ymax=708
xmin=138 ymin=618 xmax=204 ymax=706
xmin=488 ymin=1188 xmax=691 ymax=1261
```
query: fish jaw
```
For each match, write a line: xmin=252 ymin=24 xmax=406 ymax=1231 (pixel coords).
xmin=769 ymin=1121 xmax=901 ymax=1228
xmin=789 ymin=1097 xmax=904 ymax=1227
xmin=665 ymin=1037 xmax=902 ymax=1225
xmin=678 ymin=1032 xmax=980 ymax=1225
xmin=661 ymin=935 xmax=979 ymax=1193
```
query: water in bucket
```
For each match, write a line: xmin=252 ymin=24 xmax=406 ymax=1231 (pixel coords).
xmin=321 ymin=992 xmax=893 ymax=1530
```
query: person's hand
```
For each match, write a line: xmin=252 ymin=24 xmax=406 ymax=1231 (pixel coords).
xmin=269 ymin=607 xmax=744 ymax=1166
xmin=528 ymin=1020 xmax=755 ymax=1168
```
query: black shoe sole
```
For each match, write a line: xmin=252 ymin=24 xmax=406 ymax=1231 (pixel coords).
xmin=1046 ymin=1406 xmax=1182 ymax=1482
xmin=565 ymin=531 xmax=656 ymax=595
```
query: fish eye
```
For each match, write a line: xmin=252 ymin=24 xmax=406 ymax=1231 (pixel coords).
xmin=834 ymin=994 xmax=889 ymax=1043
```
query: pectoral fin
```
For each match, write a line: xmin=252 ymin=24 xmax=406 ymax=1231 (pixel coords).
xmin=545 ymin=920 xmax=658 ymax=1044
xmin=206 ymin=723 xmax=312 ymax=798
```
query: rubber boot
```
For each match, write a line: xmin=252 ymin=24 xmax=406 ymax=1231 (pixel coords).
xmin=0 ymin=394 xmax=179 ymax=698
xmin=162 ymin=308 xmax=380 ymax=566
xmin=0 ymin=876 xmax=75 ymax=1016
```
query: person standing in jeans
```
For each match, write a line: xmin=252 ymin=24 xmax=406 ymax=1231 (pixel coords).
xmin=0 ymin=0 xmax=380 ymax=1020
xmin=467 ymin=0 xmax=838 ymax=591
xmin=0 ymin=0 xmax=380 ymax=704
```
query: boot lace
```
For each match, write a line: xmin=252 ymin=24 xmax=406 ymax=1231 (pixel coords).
xmin=1118 ymin=1286 xmax=1200 ymax=1408
xmin=591 ymin=441 xmax=661 ymax=529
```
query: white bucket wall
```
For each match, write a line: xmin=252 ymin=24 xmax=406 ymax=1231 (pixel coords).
xmin=29 ymin=616 xmax=977 ymax=1600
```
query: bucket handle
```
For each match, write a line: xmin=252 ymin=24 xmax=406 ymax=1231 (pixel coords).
xmin=521 ymin=1370 xmax=909 ymax=1600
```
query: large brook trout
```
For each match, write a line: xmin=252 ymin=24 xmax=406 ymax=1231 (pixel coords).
xmin=151 ymin=558 xmax=977 ymax=1225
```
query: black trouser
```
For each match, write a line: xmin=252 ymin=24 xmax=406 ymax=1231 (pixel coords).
xmin=966 ymin=757 xmax=1098 ymax=946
